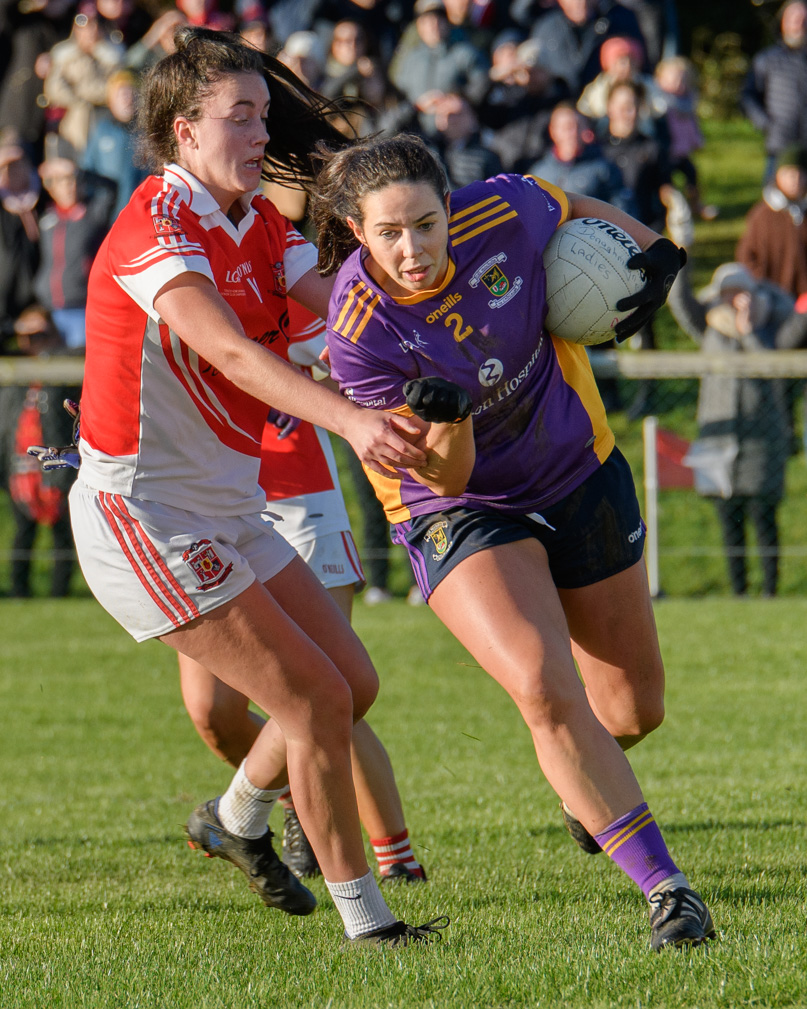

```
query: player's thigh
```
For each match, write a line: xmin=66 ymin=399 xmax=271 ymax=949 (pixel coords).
xmin=262 ymin=555 xmax=378 ymax=717
xmin=428 ymin=539 xmax=585 ymax=713
xmin=558 ymin=559 xmax=665 ymax=716
xmin=161 ymin=577 xmax=356 ymax=740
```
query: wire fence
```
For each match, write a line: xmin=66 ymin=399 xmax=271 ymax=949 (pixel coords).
xmin=3 ymin=351 xmax=807 ymax=598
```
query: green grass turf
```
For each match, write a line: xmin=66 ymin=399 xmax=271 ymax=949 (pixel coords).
xmin=1 ymin=598 xmax=805 ymax=1008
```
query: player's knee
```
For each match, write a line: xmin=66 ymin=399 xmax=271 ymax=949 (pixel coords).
xmin=188 ymin=705 xmax=251 ymax=766
xmin=612 ymin=699 xmax=665 ymax=747
xmin=350 ymin=663 xmax=379 ymax=722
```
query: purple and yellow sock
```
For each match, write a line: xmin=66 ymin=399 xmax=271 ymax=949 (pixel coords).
xmin=594 ymin=802 xmax=681 ymax=898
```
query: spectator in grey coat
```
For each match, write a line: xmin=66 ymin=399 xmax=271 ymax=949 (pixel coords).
xmin=667 ymin=259 xmax=793 ymax=597
xmin=529 ymin=0 xmax=646 ymax=98
xmin=389 ymin=0 xmax=489 ymax=138
xmin=741 ymin=0 xmax=807 ymax=183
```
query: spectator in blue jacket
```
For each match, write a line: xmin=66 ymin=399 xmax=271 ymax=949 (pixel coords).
xmin=741 ymin=0 xmax=807 ymax=183
xmin=82 ymin=69 xmax=146 ymax=219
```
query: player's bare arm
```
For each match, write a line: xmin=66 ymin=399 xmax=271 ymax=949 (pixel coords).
xmin=153 ymin=273 xmax=427 ymax=475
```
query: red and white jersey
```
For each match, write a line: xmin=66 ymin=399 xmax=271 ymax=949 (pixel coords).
xmin=259 ymin=300 xmax=350 ymax=543
xmin=78 ymin=164 xmax=317 ymax=517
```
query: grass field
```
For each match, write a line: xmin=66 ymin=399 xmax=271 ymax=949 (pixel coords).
xmin=1 ymin=597 xmax=805 ymax=1008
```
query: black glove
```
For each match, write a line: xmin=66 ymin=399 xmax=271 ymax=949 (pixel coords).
xmin=27 ymin=399 xmax=81 ymax=470
xmin=403 ymin=376 xmax=472 ymax=424
xmin=266 ymin=408 xmax=301 ymax=440
xmin=614 ymin=238 xmax=687 ymax=342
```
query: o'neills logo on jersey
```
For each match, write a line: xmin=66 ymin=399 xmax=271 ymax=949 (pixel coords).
xmin=425 ymin=293 xmax=462 ymax=324
xmin=183 ymin=539 xmax=233 ymax=590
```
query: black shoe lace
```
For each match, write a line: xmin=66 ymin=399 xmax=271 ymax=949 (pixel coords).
xmin=650 ymin=888 xmax=702 ymax=926
xmin=284 ymin=810 xmax=308 ymax=854
xmin=397 ymin=916 xmax=450 ymax=946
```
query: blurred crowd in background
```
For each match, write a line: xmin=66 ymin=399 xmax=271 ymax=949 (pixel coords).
xmin=4 ymin=0 xmax=807 ymax=600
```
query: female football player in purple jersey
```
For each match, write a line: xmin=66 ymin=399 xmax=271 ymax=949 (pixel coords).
xmin=310 ymin=132 xmax=716 ymax=950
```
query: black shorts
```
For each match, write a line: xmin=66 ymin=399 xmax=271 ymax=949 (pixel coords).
xmin=392 ymin=448 xmax=645 ymax=601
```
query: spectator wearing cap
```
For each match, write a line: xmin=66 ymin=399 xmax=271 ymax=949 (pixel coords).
xmin=432 ymin=91 xmax=503 ymax=189
xmin=529 ymin=0 xmax=646 ymax=99
xmin=741 ymin=0 xmax=807 ymax=184
xmin=477 ymin=35 xmax=571 ymax=173
xmin=577 ymin=35 xmax=665 ymax=137
xmin=0 ymin=139 xmax=42 ymax=348
xmin=42 ymin=2 xmax=122 ymax=158
xmin=81 ymin=69 xmax=146 ymax=219
xmin=389 ymin=0 xmax=490 ymax=138
xmin=278 ymin=31 xmax=327 ymax=90
xmin=736 ymin=145 xmax=807 ymax=299
xmin=34 ymin=156 xmax=116 ymax=349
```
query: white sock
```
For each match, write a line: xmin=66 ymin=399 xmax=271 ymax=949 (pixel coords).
xmin=648 ymin=872 xmax=691 ymax=903
xmin=217 ymin=760 xmax=284 ymax=839
xmin=325 ymin=870 xmax=397 ymax=939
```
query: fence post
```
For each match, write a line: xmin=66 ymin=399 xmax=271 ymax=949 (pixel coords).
xmin=643 ymin=415 xmax=660 ymax=598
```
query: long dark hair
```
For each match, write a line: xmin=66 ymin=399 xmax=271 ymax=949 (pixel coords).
xmin=137 ymin=26 xmax=353 ymax=182
xmin=309 ymin=134 xmax=449 ymax=276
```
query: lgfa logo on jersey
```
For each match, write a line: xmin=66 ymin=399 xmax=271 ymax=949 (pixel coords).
xmin=469 ymin=252 xmax=523 ymax=309
xmin=183 ymin=539 xmax=233 ymax=590
xmin=425 ymin=520 xmax=452 ymax=561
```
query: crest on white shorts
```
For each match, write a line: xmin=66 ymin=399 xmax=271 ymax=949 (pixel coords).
xmin=182 ymin=539 xmax=233 ymax=590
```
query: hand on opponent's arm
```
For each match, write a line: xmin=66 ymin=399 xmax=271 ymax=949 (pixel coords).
xmin=153 ymin=274 xmax=427 ymax=477
xmin=27 ymin=399 xmax=81 ymax=470
xmin=402 ymin=377 xmax=476 ymax=497
xmin=565 ymin=192 xmax=687 ymax=343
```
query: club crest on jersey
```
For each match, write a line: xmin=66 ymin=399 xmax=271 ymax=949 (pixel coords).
xmin=153 ymin=215 xmax=183 ymax=235
xmin=182 ymin=539 xmax=233 ymax=590
xmin=271 ymin=261 xmax=286 ymax=295
xmin=480 ymin=264 xmax=510 ymax=297
xmin=469 ymin=252 xmax=523 ymax=309
xmin=425 ymin=520 xmax=452 ymax=561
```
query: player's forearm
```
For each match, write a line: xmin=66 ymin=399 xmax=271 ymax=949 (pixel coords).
xmin=408 ymin=417 xmax=475 ymax=497
xmin=567 ymin=193 xmax=662 ymax=252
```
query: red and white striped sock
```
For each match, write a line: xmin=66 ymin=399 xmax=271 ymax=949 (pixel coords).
xmin=370 ymin=828 xmax=425 ymax=879
xmin=278 ymin=786 xmax=294 ymax=810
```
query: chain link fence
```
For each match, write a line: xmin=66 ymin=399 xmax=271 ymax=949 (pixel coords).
xmin=3 ymin=352 xmax=807 ymax=598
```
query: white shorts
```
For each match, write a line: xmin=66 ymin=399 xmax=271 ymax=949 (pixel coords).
xmin=293 ymin=529 xmax=365 ymax=590
xmin=69 ymin=480 xmax=296 ymax=642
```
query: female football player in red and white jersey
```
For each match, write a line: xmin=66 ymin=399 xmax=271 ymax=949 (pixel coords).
xmin=68 ymin=29 xmax=445 ymax=947
xmin=179 ymin=304 xmax=427 ymax=885
xmin=308 ymin=133 xmax=714 ymax=951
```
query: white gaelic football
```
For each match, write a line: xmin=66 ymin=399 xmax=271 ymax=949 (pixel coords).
xmin=542 ymin=217 xmax=646 ymax=345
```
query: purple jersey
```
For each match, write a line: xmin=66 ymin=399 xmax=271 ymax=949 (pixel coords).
xmin=327 ymin=174 xmax=615 ymax=522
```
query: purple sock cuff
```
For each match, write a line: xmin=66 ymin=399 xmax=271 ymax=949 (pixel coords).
xmin=594 ymin=802 xmax=680 ymax=897
xmin=594 ymin=802 xmax=650 ymax=851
